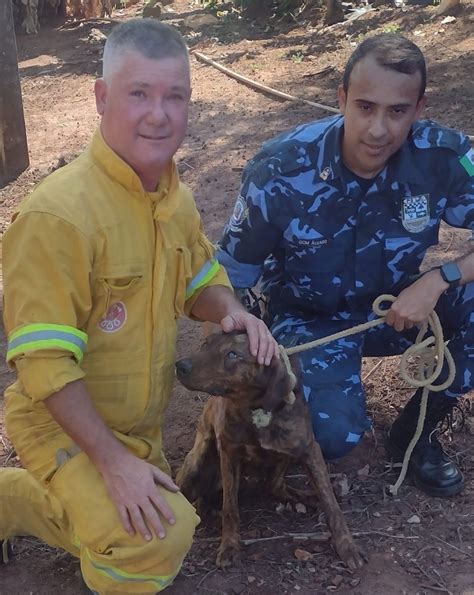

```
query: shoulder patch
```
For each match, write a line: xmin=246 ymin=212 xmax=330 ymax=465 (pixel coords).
xmin=228 ymin=195 xmax=249 ymax=232
xmin=460 ymin=148 xmax=474 ymax=177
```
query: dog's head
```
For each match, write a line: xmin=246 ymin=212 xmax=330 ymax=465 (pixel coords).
xmin=176 ymin=331 xmax=296 ymax=412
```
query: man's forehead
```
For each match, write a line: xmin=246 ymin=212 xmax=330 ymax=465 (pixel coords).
xmin=111 ymin=50 xmax=190 ymax=81
xmin=348 ymin=55 xmax=422 ymax=102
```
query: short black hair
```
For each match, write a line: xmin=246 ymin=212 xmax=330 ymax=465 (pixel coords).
xmin=343 ymin=34 xmax=426 ymax=101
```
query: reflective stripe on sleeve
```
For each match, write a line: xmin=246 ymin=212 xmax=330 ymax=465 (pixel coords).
xmin=185 ymin=259 xmax=220 ymax=300
xmin=7 ymin=324 xmax=88 ymax=363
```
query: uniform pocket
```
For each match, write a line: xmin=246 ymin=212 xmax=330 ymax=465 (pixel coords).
xmin=99 ymin=275 xmax=144 ymax=317
xmin=87 ymin=270 xmax=148 ymax=357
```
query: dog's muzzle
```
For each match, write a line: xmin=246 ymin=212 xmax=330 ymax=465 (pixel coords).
xmin=176 ymin=358 xmax=193 ymax=378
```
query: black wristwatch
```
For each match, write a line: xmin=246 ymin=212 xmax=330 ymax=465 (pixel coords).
xmin=438 ymin=262 xmax=462 ymax=289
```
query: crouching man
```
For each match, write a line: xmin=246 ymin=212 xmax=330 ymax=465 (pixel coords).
xmin=217 ymin=34 xmax=474 ymax=498
xmin=0 ymin=19 xmax=277 ymax=593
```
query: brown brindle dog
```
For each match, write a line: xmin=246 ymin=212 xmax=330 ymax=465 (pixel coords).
xmin=175 ymin=331 xmax=363 ymax=570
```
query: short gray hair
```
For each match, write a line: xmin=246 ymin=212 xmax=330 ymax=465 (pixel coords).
xmin=102 ymin=18 xmax=189 ymax=81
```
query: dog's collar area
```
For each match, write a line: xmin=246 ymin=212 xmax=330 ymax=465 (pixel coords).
xmin=251 ymin=408 xmax=272 ymax=428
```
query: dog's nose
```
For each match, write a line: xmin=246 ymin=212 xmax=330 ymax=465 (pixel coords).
xmin=176 ymin=358 xmax=193 ymax=377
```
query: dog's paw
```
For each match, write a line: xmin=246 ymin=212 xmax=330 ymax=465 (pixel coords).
xmin=216 ymin=542 xmax=241 ymax=568
xmin=335 ymin=537 xmax=364 ymax=570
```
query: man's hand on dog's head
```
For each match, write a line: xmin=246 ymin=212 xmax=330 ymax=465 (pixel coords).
xmin=220 ymin=311 xmax=278 ymax=366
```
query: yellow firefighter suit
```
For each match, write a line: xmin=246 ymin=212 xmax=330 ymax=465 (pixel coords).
xmin=0 ymin=129 xmax=231 ymax=594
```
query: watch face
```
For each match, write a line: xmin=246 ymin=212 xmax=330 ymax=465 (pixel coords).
xmin=441 ymin=262 xmax=461 ymax=284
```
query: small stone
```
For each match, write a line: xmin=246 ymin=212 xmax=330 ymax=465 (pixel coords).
xmin=407 ymin=514 xmax=421 ymax=524
xmin=357 ymin=464 xmax=370 ymax=477
xmin=331 ymin=575 xmax=343 ymax=587
xmin=294 ymin=548 xmax=313 ymax=561
xmin=295 ymin=503 xmax=307 ymax=514
xmin=373 ymin=511 xmax=382 ymax=518
xmin=184 ymin=13 xmax=219 ymax=29
xmin=333 ymin=474 xmax=350 ymax=497
xmin=247 ymin=576 xmax=256 ymax=584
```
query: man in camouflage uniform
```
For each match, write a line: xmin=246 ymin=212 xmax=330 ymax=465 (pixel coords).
xmin=217 ymin=34 xmax=474 ymax=497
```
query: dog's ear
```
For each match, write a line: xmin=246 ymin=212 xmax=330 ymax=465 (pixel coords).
xmin=260 ymin=357 xmax=294 ymax=413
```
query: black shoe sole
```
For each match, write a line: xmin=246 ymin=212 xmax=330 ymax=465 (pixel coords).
xmin=385 ymin=435 xmax=465 ymax=498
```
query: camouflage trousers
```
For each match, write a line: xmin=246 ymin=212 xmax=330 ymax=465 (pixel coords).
xmin=270 ymin=282 xmax=474 ymax=460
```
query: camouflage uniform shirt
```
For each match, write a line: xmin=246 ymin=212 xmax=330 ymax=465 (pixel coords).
xmin=217 ymin=115 xmax=474 ymax=324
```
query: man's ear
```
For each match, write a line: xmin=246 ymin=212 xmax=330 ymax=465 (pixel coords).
xmin=414 ymin=95 xmax=426 ymax=120
xmin=261 ymin=357 xmax=293 ymax=413
xmin=337 ymin=84 xmax=347 ymax=114
xmin=94 ymin=78 xmax=108 ymax=116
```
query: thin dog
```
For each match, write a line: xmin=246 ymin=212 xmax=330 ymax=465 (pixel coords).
xmin=176 ymin=331 xmax=363 ymax=570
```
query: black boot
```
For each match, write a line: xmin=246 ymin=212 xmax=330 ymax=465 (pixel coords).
xmin=386 ymin=389 xmax=464 ymax=497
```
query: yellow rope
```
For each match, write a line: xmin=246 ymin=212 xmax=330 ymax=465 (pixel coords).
xmin=279 ymin=294 xmax=456 ymax=495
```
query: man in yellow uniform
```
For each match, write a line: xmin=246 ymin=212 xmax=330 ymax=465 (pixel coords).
xmin=0 ymin=19 xmax=277 ymax=594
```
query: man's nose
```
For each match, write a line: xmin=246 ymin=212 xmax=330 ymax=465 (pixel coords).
xmin=368 ymin=114 xmax=387 ymax=139
xmin=176 ymin=358 xmax=193 ymax=377
xmin=148 ymin=99 xmax=167 ymax=124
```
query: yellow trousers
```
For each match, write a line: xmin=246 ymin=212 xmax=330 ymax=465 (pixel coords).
xmin=1 ymin=398 xmax=200 ymax=594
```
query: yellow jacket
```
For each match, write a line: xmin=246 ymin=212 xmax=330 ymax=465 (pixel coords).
xmin=3 ymin=129 xmax=230 ymax=468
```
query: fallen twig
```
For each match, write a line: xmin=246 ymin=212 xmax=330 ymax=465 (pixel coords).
xmin=197 ymin=567 xmax=219 ymax=589
xmin=362 ymin=359 xmax=384 ymax=382
xmin=419 ymin=585 xmax=453 ymax=595
xmin=409 ymin=560 xmax=452 ymax=595
xmin=433 ymin=535 xmax=473 ymax=558
xmin=59 ymin=17 xmax=121 ymax=29
xmin=239 ymin=529 xmax=419 ymax=545
xmin=191 ymin=51 xmax=339 ymax=115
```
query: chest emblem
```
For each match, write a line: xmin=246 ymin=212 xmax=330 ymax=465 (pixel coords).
xmin=98 ymin=301 xmax=127 ymax=333
xmin=401 ymin=194 xmax=430 ymax=233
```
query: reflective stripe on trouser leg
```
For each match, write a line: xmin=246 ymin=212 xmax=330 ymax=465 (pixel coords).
xmin=46 ymin=452 xmax=200 ymax=593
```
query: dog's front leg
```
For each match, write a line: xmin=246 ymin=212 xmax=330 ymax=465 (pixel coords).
xmin=216 ymin=442 xmax=241 ymax=568
xmin=304 ymin=440 xmax=363 ymax=570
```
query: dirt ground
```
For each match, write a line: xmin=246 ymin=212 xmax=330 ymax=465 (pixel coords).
xmin=1 ymin=1 xmax=474 ymax=593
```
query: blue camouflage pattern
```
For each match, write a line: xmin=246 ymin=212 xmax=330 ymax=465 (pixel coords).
xmin=217 ymin=116 xmax=474 ymax=459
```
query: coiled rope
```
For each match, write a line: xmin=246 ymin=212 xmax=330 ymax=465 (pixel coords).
xmin=279 ymin=294 xmax=456 ymax=495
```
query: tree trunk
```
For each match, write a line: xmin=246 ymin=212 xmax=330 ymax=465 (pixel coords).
xmin=0 ymin=0 xmax=29 ymax=188
xmin=325 ymin=0 xmax=344 ymax=24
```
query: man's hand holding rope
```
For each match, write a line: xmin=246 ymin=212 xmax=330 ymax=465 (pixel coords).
xmin=386 ymin=269 xmax=449 ymax=331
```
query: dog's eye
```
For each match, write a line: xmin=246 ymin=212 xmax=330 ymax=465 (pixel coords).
xmin=225 ymin=351 xmax=239 ymax=361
